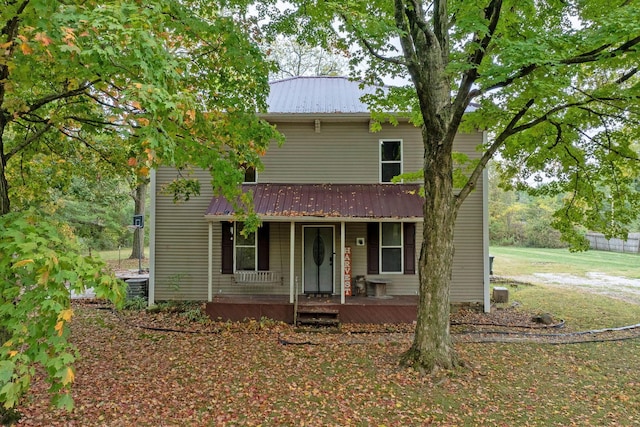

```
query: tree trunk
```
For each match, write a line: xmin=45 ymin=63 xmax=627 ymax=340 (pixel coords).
xmin=129 ymin=181 xmax=147 ymax=260
xmin=400 ymin=128 xmax=461 ymax=373
xmin=0 ymin=154 xmax=10 ymax=215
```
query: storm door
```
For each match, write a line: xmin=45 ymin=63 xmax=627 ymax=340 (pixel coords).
xmin=303 ymin=227 xmax=334 ymax=294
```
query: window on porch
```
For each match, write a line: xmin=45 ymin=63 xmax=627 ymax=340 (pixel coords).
xmin=381 ymin=222 xmax=402 ymax=273
xmin=221 ymin=222 xmax=270 ymax=274
xmin=367 ymin=222 xmax=416 ymax=275
xmin=235 ymin=223 xmax=256 ymax=271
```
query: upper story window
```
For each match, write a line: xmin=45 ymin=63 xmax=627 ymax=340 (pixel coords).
xmin=243 ymin=166 xmax=257 ymax=183
xmin=380 ymin=140 xmax=402 ymax=182
xmin=380 ymin=222 xmax=403 ymax=273
xmin=235 ymin=223 xmax=256 ymax=271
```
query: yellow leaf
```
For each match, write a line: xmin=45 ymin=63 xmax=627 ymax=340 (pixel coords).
xmin=131 ymin=101 xmax=142 ymax=110
xmin=13 ymin=259 xmax=34 ymax=268
xmin=38 ymin=269 xmax=50 ymax=285
xmin=54 ymin=321 xmax=64 ymax=336
xmin=8 ymin=351 xmax=17 ymax=358
xmin=0 ymin=41 xmax=12 ymax=49
xmin=138 ymin=166 xmax=150 ymax=177
xmin=59 ymin=309 xmax=73 ymax=322
xmin=61 ymin=367 xmax=75 ymax=385
xmin=20 ymin=42 xmax=33 ymax=55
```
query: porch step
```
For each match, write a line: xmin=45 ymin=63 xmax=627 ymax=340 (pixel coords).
xmin=296 ymin=307 xmax=340 ymax=327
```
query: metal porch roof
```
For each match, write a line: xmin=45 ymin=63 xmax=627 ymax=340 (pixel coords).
xmin=205 ymin=184 xmax=424 ymax=221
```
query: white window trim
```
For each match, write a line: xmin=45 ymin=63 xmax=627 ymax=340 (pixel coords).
xmin=234 ymin=223 xmax=257 ymax=271
xmin=379 ymin=139 xmax=403 ymax=183
xmin=380 ymin=222 xmax=404 ymax=274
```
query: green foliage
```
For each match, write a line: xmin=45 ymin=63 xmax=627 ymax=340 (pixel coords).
xmin=489 ymin=165 xmax=567 ymax=248
xmin=0 ymin=210 xmax=125 ymax=411
xmin=1 ymin=0 xmax=283 ymax=410
xmin=179 ymin=308 xmax=211 ymax=324
xmin=257 ymin=0 xmax=640 ymax=371
xmin=260 ymin=0 xmax=640 ymax=250
xmin=122 ymin=297 xmax=148 ymax=311
xmin=1 ymin=0 xmax=282 ymax=215
xmin=52 ymin=176 xmax=132 ymax=251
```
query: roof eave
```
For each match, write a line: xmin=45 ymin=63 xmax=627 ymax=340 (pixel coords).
xmin=259 ymin=112 xmax=373 ymax=123
xmin=204 ymin=214 xmax=421 ymax=223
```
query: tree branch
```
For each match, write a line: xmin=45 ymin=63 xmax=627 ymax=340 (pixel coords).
xmin=16 ymin=79 xmax=101 ymax=119
xmin=57 ymin=126 xmax=120 ymax=167
xmin=359 ymin=36 xmax=407 ymax=66
xmin=452 ymin=0 xmax=503 ymax=135
xmin=394 ymin=0 xmax=418 ymax=70
xmin=470 ymin=35 xmax=640 ymax=99
xmin=455 ymin=98 xmax=535 ymax=208
xmin=616 ymin=67 xmax=639 ymax=84
xmin=5 ymin=122 xmax=54 ymax=161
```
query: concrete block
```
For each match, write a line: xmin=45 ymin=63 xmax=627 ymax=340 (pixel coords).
xmin=493 ymin=286 xmax=509 ymax=303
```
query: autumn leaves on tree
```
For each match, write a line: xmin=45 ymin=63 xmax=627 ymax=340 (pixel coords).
xmin=0 ymin=0 xmax=277 ymax=412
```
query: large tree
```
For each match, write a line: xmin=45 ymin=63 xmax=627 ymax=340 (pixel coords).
xmin=260 ymin=0 xmax=640 ymax=371
xmin=1 ymin=0 xmax=278 ymax=414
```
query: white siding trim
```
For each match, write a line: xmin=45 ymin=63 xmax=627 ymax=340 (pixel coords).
xmin=340 ymin=222 xmax=346 ymax=304
xmin=208 ymin=221 xmax=213 ymax=302
xmin=289 ymin=222 xmax=295 ymax=303
xmin=148 ymin=169 xmax=157 ymax=306
xmin=483 ymin=132 xmax=491 ymax=313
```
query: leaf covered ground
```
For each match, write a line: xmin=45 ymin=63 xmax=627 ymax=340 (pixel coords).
xmin=16 ymin=298 xmax=640 ymax=427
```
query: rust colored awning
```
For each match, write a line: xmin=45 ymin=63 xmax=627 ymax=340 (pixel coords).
xmin=205 ymin=184 xmax=423 ymax=221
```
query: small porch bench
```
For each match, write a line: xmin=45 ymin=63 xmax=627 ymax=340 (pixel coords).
xmin=233 ymin=271 xmax=281 ymax=285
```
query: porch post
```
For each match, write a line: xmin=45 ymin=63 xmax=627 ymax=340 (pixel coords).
xmin=208 ymin=221 xmax=213 ymax=302
xmin=289 ymin=221 xmax=295 ymax=304
xmin=340 ymin=221 xmax=345 ymax=304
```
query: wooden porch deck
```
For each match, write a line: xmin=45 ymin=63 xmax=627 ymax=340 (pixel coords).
xmin=205 ymin=295 xmax=419 ymax=324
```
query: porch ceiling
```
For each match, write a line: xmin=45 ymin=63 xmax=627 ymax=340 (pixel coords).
xmin=204 ymin=183 xmax=424 ymax=222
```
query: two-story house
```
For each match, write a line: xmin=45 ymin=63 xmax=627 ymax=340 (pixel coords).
xmin=148 ymin=76 xmax=490 ymax=323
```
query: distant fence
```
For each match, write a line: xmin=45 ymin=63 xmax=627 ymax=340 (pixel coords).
xmin=586 ymin=232 xmax=640 ymax=254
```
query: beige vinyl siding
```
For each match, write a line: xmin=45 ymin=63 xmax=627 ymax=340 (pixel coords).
xmin=261 ymin=121 xmax=425 ymax=183
xmin=152 ymin=119 xmax=485 ymax=303
xmin=154 ymin=167 xmax=213 ymax=301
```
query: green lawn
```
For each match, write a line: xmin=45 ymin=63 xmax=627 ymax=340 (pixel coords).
xmin=97 ymin=248 xmax=149 ymax=271
xmin=490 ymin=246 xmax=640 ymax=328
xmin=490 ymin=246 xmax=640 ymax=278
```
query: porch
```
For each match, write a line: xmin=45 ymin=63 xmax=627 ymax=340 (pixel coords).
xmin=205 ymin=294 xmax=419 ymax=324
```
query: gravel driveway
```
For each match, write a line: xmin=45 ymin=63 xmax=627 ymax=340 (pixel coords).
xmin=508 ymin=272 xmax=640 ymax=305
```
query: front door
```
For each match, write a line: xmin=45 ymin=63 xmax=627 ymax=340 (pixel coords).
xmin=303 ymin=227 xmax=334 ymax=294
